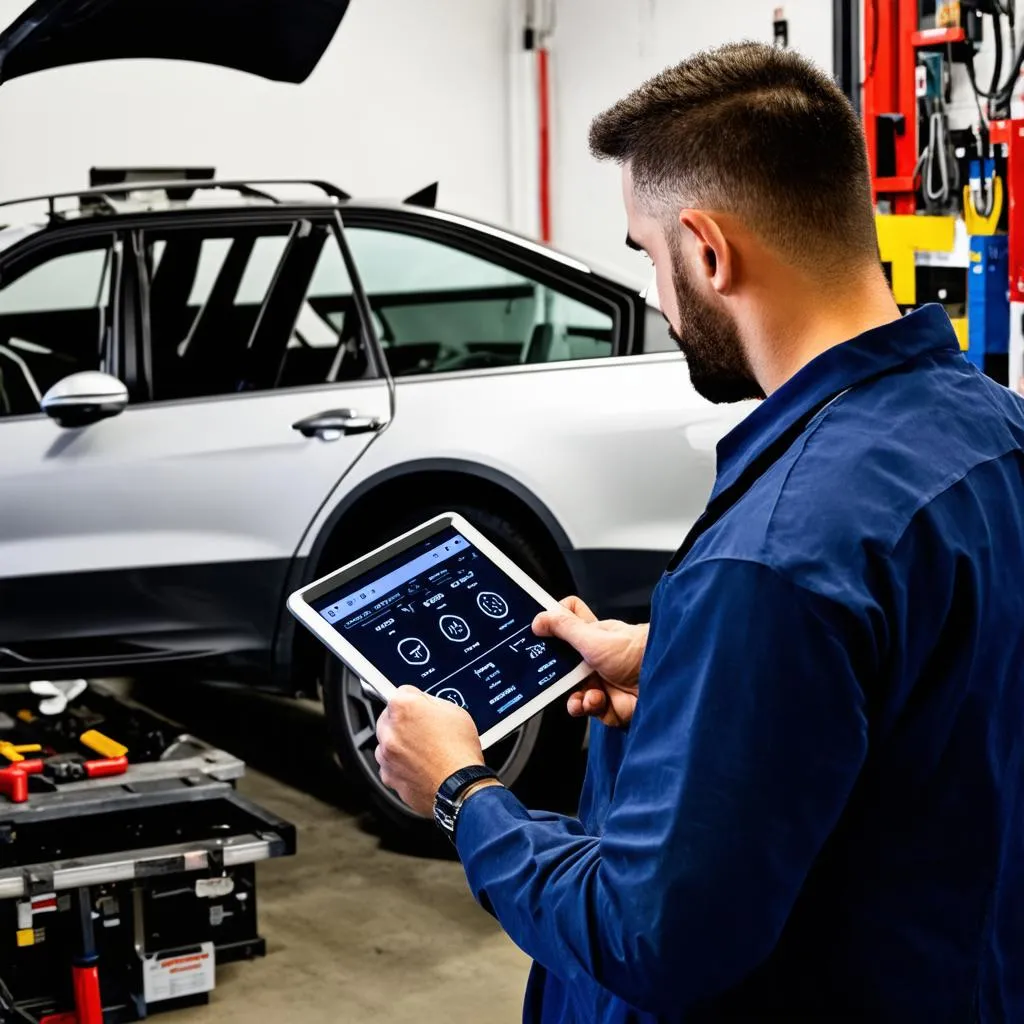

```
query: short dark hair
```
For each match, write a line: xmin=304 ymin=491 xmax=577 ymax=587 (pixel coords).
xmin=590 ymin=41 xmax=878 ymax=270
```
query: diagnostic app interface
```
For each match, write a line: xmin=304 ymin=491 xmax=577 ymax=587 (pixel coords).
xmin=314 ymin=527 xmax=580 ymax=735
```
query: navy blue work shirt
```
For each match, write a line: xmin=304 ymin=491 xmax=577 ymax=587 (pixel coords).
xmin=455 ymin=305 xmax=1024 ymax=1022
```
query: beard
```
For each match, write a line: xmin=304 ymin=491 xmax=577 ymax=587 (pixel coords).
xmin=667 ymin=244 xmax=765 ymax=404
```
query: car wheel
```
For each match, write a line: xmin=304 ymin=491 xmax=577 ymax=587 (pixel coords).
xmin=321 ymin=505 xmax=588 ymax=851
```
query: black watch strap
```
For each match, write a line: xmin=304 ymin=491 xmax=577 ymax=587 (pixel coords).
xmin=434 ymin=765 xmax=500 ymax=840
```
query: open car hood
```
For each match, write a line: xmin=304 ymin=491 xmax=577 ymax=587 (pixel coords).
xmin=0 ymin=0 xmax=350 ymax=87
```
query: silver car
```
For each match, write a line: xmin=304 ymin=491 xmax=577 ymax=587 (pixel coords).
xmin=0 ymin=0 xmax=747 ymax=844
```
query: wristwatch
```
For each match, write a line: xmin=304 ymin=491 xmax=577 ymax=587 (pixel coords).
xmin=434 ymin=765 xmax=501 ymax=842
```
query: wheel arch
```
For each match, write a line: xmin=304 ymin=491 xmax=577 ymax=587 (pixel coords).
xmin=274 ymin=458 xmax=580 ymax=695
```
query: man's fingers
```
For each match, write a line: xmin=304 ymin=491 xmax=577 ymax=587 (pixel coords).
xmin=533 ymin=605 xmax=600 ymax=656
xmin=568 ymin=687 xmax=607 ymax=718
xmin=534 ymin=595 xmax=597 ymax=643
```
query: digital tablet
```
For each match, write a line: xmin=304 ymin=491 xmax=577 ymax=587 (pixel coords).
xmin=287 ymin=512 xmax=590 ymax=749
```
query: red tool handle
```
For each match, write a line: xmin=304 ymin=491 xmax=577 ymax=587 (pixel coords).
xmin=72 ymin=962 xmax=103 ymax=1024
xmin=84 ymin=755 xmax=128 ymax=778
xmin=0 ymin=759 xmax=44 ymax=803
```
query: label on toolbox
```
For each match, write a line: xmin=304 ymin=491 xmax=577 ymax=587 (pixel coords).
xmin=196 ymin=875 xmax=235 ymax=899
xmin=31 ymin=892 xmax=58 ymax=914
xmin=143 ymin=943 xmax=215 ymax=1003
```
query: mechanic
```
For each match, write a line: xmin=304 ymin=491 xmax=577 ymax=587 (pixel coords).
xmin=375 ymin=42 xmax=1024 ymax=1022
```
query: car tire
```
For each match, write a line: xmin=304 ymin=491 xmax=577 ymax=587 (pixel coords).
xmin=321 ymin=504 xmax=588 ymax=852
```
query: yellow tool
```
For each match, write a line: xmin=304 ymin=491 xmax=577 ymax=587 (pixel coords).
xmin=80 ymin=730 xmax=127 ymax=759
xmin=963 ymin=176 xmax=1004 ymax=237
xmin=0 ymin=741 xmax=41 ymax=764
xmin=875 ymin=214 xmax=958 ymax=305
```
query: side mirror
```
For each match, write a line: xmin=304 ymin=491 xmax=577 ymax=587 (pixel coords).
xmin=40 ymin=371 xmax=128 ymax=428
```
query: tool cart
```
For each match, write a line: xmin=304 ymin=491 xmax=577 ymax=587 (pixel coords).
xmin=0 ymin=683 xmax=295 ymax=1023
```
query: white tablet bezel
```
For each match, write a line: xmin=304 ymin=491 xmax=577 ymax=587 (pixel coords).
xmin=287 ymin=511 xmax=590 ymax=749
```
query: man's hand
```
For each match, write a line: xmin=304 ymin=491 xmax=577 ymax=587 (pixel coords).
xmin=532 ymin=596 xmax=648 ymax=728
xmin=375 ymin=686 xmax=486 ymax=816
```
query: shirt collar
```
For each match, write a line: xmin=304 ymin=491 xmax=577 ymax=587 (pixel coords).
xmin=711 ymin=304 xmax=961 ymax=500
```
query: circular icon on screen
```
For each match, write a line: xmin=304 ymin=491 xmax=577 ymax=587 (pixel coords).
xmin=397 ymin=637 xmax=430 ymax=666
xmin=436 ymin=688 xmax=467 ymax=709
xmin=477 ymin=592 xmax=509 ymax=619
xmin=439 ymin=615 xmax=471 ymax=642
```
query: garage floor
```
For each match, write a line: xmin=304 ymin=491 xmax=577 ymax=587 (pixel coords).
xmin=131 ymin=681 xmax=531 ymax=1024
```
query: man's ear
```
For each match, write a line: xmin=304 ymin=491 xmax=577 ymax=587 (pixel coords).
xmin=678 ymin=209 xmax=733 ymax=295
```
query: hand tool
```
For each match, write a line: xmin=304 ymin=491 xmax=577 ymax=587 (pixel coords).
xmin=0 ymin=759 xmax=43 ymax=803
xmin=43 ymin=754 xmax=128 ymax=783
xmin=0 ymin=741 xmax=41 ymax=764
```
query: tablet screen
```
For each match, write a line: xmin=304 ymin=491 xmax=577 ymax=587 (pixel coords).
xmin=312 ymin=526 xmax=582 ymax=735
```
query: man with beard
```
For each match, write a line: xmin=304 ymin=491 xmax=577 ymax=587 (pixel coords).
xmin=375 ymin=42 xmax=1024 ymax=1022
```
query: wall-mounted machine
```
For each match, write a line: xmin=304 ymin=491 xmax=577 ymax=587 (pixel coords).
xmin=835 ymin=0 xmax=1023 ymax=389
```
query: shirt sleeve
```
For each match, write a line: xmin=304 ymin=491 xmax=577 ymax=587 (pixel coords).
xmin=455 ymin=557 xmax=871 ymax=1014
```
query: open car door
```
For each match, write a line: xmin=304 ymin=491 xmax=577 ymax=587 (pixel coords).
xmin=0 ymin=0 xmax=350 ymax=86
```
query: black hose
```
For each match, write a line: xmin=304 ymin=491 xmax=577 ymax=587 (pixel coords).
xmin=994 ymin=10 xmax=1024 ymax=116
xmin=920 ymin=95 xmax=960 ymax=212
xmin=966 ymin=48 xmax=995 ymax=100
xmin=965 ymin=52 xmax=990 ymax=127
xmin=991 ymin=9 xmax=1004 ymax=110
xmin=963 ymin=4 xmax=1024 ymax=120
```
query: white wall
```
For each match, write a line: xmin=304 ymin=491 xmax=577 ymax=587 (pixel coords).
xmin=547 ymin=0 xmax=834 ymax=276
xmin=0 ymin=0 xmax=512 ymax=224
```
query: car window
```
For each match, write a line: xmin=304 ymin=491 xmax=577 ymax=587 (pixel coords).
xmin=141 ymin=222 xmax=361 ymax=401
xmin=274 ymin=225 xmax=365 ymax=389
xmin=0 ymin=239 xmax=115 ymax=417
xmin=344 ymin=227 xmax=615 ymax=377
xmin=644 ymin=305 xmax=677 ymax=353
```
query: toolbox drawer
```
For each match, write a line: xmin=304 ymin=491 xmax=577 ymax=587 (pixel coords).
xmin=3 ymin=864 xmax=264 ymax=1021
xmin=0 ymin=785 xmax=293 ymax=870
xmin=0 ymin=789 xmax=295 ymax=1022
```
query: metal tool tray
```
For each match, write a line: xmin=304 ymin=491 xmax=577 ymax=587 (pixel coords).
xmin=0 ymin=683 xmax=296 ymax=1022
xmin=0 ymin=682 xmax=291 ymax=883
xmin=0 ymin=783 xmax=293 ymax=895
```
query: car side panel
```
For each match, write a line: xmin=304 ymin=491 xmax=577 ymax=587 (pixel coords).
xmin=0 ymin=380 xmax=389 ymax=678
xmin=295 ymin=355 xmax=754 ymax=613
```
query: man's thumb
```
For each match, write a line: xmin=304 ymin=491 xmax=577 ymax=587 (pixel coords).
xmin=532 ymin=607 xmax=595 ymax=656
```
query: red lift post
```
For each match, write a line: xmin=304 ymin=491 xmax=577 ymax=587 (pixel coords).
xmin=992 ymin=118 xmax=1024 ymax=305
xmin=863 ymin=0 xmax=921 ymax=213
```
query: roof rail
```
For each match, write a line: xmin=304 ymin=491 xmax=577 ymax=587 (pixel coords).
xmin=0 ymin=178 xmax=352 ymax=222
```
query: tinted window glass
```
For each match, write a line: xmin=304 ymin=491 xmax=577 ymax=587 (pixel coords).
xmin=141 ymin=222 xmax=360 ymax=401
xmin=644 ymin=305 xmax=677 ymax=353
xmin=345 ymin=227 xmax=616 ymax=377
xmin=276 ymin=226 xmax=365 ymax=389
xmin=0 ymin=239 xmax=114 ymax=417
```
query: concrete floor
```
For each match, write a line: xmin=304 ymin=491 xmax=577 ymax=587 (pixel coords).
xmin=132 ymin=681 xmax=531 ymax=1024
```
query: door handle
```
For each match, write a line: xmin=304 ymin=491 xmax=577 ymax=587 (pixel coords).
xmin=292 ymin=409 xmax=382 ymax=439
